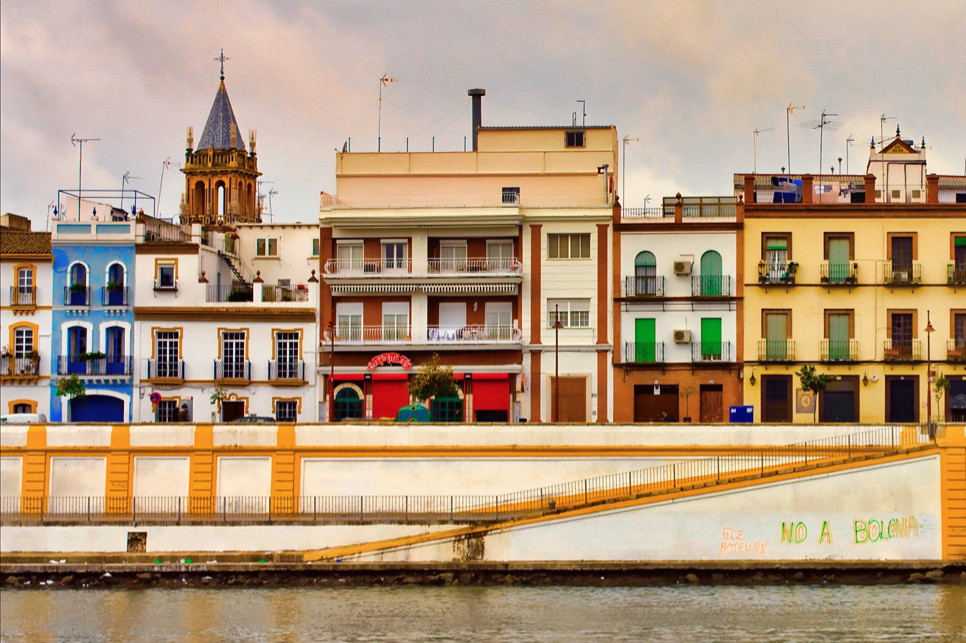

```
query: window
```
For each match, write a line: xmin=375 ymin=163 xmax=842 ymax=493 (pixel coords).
xmin=485 ymin=302 xmax=512 ymax=340
xmin=382 ymin=302 xmax=409 ymax=341
xmin=487 ymin=240 xmax=514 ymax=270
xmin=565 ymin=131 xmax=585 ymax=147
xmin=157 ymin=263 xmax=176 ymax=289
xmin=955 ymin=313 xmax=966 ymax=348
xmin=548 ymin=299 xmax=590 ymax=328
xmin=275 ymin=400 xmax=298 ymax=422
xmin=825 ymin=310 xmax=854 ymax=360
xmin=502 ymin=187 xmax=520 ymax=204
xmin=275 ymin=332 xmax=300 ymax=379
xmin=69 ymin=263 xmax=87 ymax=287
xmin=312 ymin=238 xmax=320 ymax=257
xmin=382 ymin=241 xmax=407 ymax=271
xmin=334 ymin=387 xmax=363 ymax=420
xmin=14 ymin=327 xmax=34 ymax=358
xmin=824 ymin=233 xmax=854 ymax=283
xmin=256 ymin=238 xmax=278 ymax=256
xmin=156 ymin=400 xmax=178 ymax=423
xmin=762 ymin=234 xmax=791 ymax=283
xmin=953 ymin=235 xmax=965 ymax=269
xmin=439 ymin=241 xmax=467 ymax=272
xmin=700 ymin=318 xmax=722 ymax=359
xmin=15 ymin=267 xmax=34 ymax=306
xmin=155 ymin=330 xmax=180 ymax=378
xmin=699 ymin=250 xmax=723 ymax=296
xmin=13 ymin=403 xmax=32 ymax=414
xmin=633 ymin=251 xmax=657 ymax=295
xmin=763 ymin=310 xmax=790 ymax=360
xmin=336 ymin=303 xmax=363 ymax=342
xmin=336 ymin=242 xmax=364 ymax=272
xmin=221 ymin=331 xmax=247 ymax=379
xmin=548 ymin=233 xmax=590 ymax=259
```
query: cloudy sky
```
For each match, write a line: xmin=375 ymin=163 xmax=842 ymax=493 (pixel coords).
xmin=2 ymin=1 xmax=963 ymax=228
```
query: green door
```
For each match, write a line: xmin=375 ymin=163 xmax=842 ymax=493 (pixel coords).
xmin=829 ymin=313 xmax=850 ymax=360
xmin=829 ymin=238 xmax=849 ymax=283
xmin=634 ymin=318 xmax=656 ymax=362
xmin=765 ymin=313 xmax=787 ymax=360
xmin=700 ymin=250 xmax=722 ymax=295
xmin=701 ymin=318 xmax=722 ymax=359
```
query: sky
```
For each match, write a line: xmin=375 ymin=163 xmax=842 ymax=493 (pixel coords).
xmin=2 ymin=1 xmax=964 ymax=228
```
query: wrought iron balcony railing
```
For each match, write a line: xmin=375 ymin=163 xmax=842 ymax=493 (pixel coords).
xmin=100 ymin=286 xmax=129 ymax=306
xmin=145 ymin=359 xmax=184 ymax=380
xmin=427 ymin=257 xmax=522 ymax=275
xmin=58 ymin=356 xmax=132 ymax=376
xmin=0 ymin=356 xmax=40 ymax=377
xmin=427 ymin=325 xmax=522 ymax=343
xmin=820 ymin=339 xmax=859 ymax=362
xmin=691 ymin=341 xmax=732 ymax=362
xmin=758 ymin=339 xmax=796 ymax=361
xmin=9 ymin=286 xmax=36 ymax=307
xmin=946 ymin=338 xmax=965 ymax=362
xmin=63 ymin=286 xmax=90 ymax=306
xmin=691 ymin=275 xmax=732 ymax=296
xmin=820 ymin=262 xmax=858 ymax=285
xmin=214 ymin=360 xmax=251 ymax=381
xmin=757 ymin=261 xmax=798 ymax=285
xmin=883 ymin=338 xmax=922 ymax=361
xmin=623 ymin=275 xmax=665 ymax=297
xmin=268 ymin=360 xmax=306 ymax=381
xmin=623 ymin=342 xmax=665 ymax=363
xmin=882 ymin=262 xmax=921 ymax=286
xmin=949 ymin=264 xmax=966 ymax=286
xmin=323 ymin=258 xmax=411 ymax=275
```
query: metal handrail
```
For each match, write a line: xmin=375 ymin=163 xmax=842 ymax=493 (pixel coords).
xmin=883 ymin=338 xmax=922 ymax=361
xmin=881 ymin=261 xmax=922 ymax=286
xmin=325 ymin=326 xmax=411 ymax=343
xmin=820 ymin=339 xmax=859 ymax=362
xmin=820 ymin=262 xmax=858 ymax=284
xmin=63 ymin=286 xmax=90 ymax=306
xmin=268 ymin=359 xmax=306 ymax=381
xmin=213 ymin=359 xmax=251 ymax=380
xmin=57 ymin=356 xmax=133 ymax=376
xmin=426 ymin=257 xmax=522 ymax=274
xmin=0 ymin=356 xmax=40 ymax=377
xmin=691 ymin=275 xmax=732 ymax=296
xmin=145 ymin=359 xmax=184 ymax=380
xmin=758 ymin=339 xmax=796 ymax=361
xmin=100 ymin=286 xmax=130 ymax=306
xmin=691 ymin=341 xmax=732 ymax=362
xmin=949 ymin=263 xmax=966 ymax=285
xmin=623 ymin=275 xmax=665 ymax=297
xmin=8 ymin=286 xmax=36 ymax=306
xmin=623 ymin=342 xmax=665 ymax=363
xmin=323 ymin=258 xmax=412 ymax=275
xmin=427 ymin=325 xmax=522 ymax=343
xmin=948 ymin=338 xmax=966 ymax=361
xmin=0 ymin=427 xmax=926 ymax=526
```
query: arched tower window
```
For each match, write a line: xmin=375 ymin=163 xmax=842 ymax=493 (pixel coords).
xmin=216 ymin=181 xmax=227 ymax=217
xmin=193 ymin=181 xmax=206 ymax=217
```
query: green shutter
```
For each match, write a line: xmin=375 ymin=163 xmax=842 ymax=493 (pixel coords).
xmin=765 ymin=239 xmax=787 ymax=250
xmin=956 ymin=237 xmax=966 ymax=247
xmin=701 ymin=318 xmax=722 ymax=357
xmin=765 ymin=313 xmax=787 ymax=360
xmin=829 ymin=314 xmax=850 ymax=360
xmin=828 ymin=238 xmax=850 ymax=282
xmin=634 ymin=318 xmax=656 ymax=362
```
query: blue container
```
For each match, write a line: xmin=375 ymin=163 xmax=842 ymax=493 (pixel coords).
xmin=729 ymin=405 xmax=754 ymax=423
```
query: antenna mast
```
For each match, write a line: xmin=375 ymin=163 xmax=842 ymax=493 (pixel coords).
xmin=753 ymin=127 xmax=774 ymax=174
xmin=577 ymin=100 xmax=586 ymax=126
xmin=879 ymin=114 xmax=896 ymax=149
xmin=785 ymin=104 xmax=805 ymax=174
xmin=70 ymin=134 xmax=100 ymax=221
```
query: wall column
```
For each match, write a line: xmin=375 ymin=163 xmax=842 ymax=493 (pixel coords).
xmin=596 ymin=223 xmax=609 ymax=423
xmin=529 ymin=224 xmax=542 ymax=422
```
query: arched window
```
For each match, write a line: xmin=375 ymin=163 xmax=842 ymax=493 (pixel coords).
xmin=216 ymin=181 xmax=227 ymax=217
xmin=105 ymin=326 xmax=126 ymax=374
xmin=67 ymin=263 xmax=89 ymax=306
xmin=69 ymin=263 xmax=87 ymax=287
xmin=700 ymin=250 xmax=723 ymax=296
xmin=247 ymin=182 xmax=254 ymax=216
xmin=633 ymin=251 xmax=657 ymax=295
xmin=67 ymin=325 xmax=89 ymax=374
xmin=193 ymin=181 xmax=206 ymax=217
xmin=334 ymin=387 xmax=363 ymax=421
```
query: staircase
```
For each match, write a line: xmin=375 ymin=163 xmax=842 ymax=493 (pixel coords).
xmin=217 ymin=250 xmax=254 ymax=296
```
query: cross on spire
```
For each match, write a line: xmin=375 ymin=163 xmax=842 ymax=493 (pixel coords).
xmin=214 ymin=48 xmax=229 ymax=80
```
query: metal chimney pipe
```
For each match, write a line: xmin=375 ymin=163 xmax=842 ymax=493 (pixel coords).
xmin=468 ymin=88 xmax=485 ymax=151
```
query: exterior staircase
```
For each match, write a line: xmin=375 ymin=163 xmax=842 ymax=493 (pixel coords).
xmin=217 ymin=250 xmax=254 ymax=296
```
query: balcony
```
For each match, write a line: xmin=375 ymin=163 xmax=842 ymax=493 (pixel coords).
xmin=622 ymin=206 xmax=670 ymax=219
xmin=883 ymin=339 xmax=922 ymax=362
xmin=214 ymin=360 xmax=251 ymax=382
xmin=691 ymin=275 xmax=732 ymax=297
xmin=100 ymin=286 xmax=130 ymax=307
xmin=58 ymin=356 xmax=132 ymax=376
xmin=947 ymin=339 xmax=966 ymax=362
xmin=9 ymin=287 xmax=36 ymax=307
xmin=145 ymin=359 xmax=184 ymax=381
xmin=63 ymin=286 xmax=90 ymax=306
xmin=427 ymin=257 xmax=522 ymax=276
xmin=757 ymin=339 xmax=796 ymax=362
xmin=623 ymin=342 xmax=665 ymax=364
xmin=757 ymin=261 xmax=798 ymax=286
xmin=0 ymin=356 xmax=40 ymax=379
xmin=323 ymin=259 xmax=411 ymax=276
xmin=949 ymin=264 xmax=966 ymax=286
xmin=268 ymin=360 xmax=306 ymax=382
xmin=691 ymin=341 xmax=733 ymax=362
xmin=820 ymin=339 xmax=859 ymax=362
xmin=882 ymin=262 xmax=921 ymax=286
xmin=153 ymin=279 xmax=178 ymax=292
xmin=206 ymin=285 xmax=253 ymax=303
xmin=262 ymin=285 xmax=310 ymax=302
xmin=623 ymin=276 xmax=665 ymax=297
xmin=328 ymin=326 xmax=411 ymax=344
xmin=427 ymin=325 xmax=521 ymax=344
xmin=820 ymin=262 xmax=858 ymax=285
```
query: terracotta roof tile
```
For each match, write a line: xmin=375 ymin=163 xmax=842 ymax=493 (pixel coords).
xmin=0 ymin=230 xmax=52 ymax=256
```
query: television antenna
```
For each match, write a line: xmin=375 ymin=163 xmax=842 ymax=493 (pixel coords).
xmin=577 ymin=100 xmax=586 ymax=126
xmin=157 ymin=158 xmax=172 ymax=218
xmin=845 ymin=134 xmax=855 ymax=174
xmin=621 ymin=135 xmax=638 ymax=207
xmin=258 ymin=180 xmax=277 ymax=221
xmin=785 ymin=104 xmax=805 ymax=173
xmin=753 ymin=127 xmax=773 ymax=174
xmin=879 ymin=114 xmax=896 ymax=149
xmin=120 ymin=171 xmax=142 ymax=212
xmin=70 ymin=134 xmax=100 ymax=221
xmin=801 ymin=110 xmax=841 ymax=174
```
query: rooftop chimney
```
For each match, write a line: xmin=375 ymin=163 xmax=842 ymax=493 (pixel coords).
xmin=468 ymin=88 xmax=485 ymax=151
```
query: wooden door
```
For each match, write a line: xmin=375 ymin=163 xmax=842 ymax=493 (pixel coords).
xmin=221 ymin=400 xmax=245 ymax=422
xmin=699 ymin=385 xmax=723 ymax=422
xmin=551 ymin=376 xmax=586 ymax=422
xmin=762 ymin=375 xmax=791 ymax=422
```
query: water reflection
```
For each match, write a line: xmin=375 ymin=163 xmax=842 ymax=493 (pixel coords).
xmin=1 ymin=585 xmax=963 ymax=642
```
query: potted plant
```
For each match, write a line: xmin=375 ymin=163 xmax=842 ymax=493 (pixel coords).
xmin=24 ymin=350 xmax=40 ymax=374
xmin=68 ymin=281 xmax=88 ymax=305
xmin=783 ymin=262 xmax=799 ymax=285
xmin=106 ymin=280 xmax=125 ymax=306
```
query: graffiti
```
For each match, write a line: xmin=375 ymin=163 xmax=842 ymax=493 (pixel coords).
xmin=780 ymin=521 xmax=808 ymax=544
xmin=819 ymin=520 xmax=833 ymax=545
xmin=719 ymin=527 xmax=767 ymax=555
xmin=853 ymin=516 xmax=922 ymax=545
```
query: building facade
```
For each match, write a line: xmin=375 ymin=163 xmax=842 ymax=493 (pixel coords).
xmin=48 ymin=212 xmax=136 ymax=422
xmin=739 ymin=132 xmax=966 ymax=423
xmin=319 ymin=92 xmax=617 ymax=422
xmin=613 ymin=196 xmax=743 ymax=422
xmin=0 ymin=215 xmax=52 ymax=417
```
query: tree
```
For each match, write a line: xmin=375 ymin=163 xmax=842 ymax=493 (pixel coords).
xmin=56 ymin=374 xmax=86 ymax=400
xmin=934 ymin=375 xmax=951 ymax=423
xmin=408 ymin=354 xmax=458 ymax=403
xmin=796 ymin=365 xmax=831 ymax=423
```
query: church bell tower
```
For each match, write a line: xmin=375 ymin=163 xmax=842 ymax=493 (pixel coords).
xmin=180 ymin=51 xmax=262 ymax=227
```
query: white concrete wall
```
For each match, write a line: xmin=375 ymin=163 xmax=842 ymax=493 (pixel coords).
xmin=357 ymin=455 xmax=942 ymax=562
xmin=620 ymin=231 xmax=737 ymax=298
xmin=0 ymin=457 xmax=22 ymax=497
xmin=133 ymin=457 xmax=190 ymax=497
xmin=216 ymin=457 xmax=271 ymax=497
xmin=48 ymin=457 xmax=106 ymax=498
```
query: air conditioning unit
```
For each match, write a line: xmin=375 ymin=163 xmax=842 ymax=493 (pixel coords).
xmin=673 ymin=329 xmax=692 ymax=343
xmin=673 ymin=260 xmax=693 ymax=276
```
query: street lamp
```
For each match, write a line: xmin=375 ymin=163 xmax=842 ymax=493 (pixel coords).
xmin=553 ymin=304 xmax=564 ymax=422
xmin=925 ymin=311 xmax=934 ymax=430
xmin=621 ymin=135 xmax=638 ymax=208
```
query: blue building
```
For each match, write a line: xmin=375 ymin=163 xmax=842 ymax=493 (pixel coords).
xmin=49 ymin=202 xmax=136 ymax=422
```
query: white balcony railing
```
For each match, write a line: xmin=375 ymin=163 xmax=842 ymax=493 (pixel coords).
xmin=325 ymin=326 xmax=412 ymax=344
xmin=427 ymin=257 xmax=522 ymax=275
xmin=426 ymin=325 xmax=521 ymax=343
xmin=324 ymin=325 xmax=522 ymax=345
xmin=323 ymin=259 xmax=412 ymax=275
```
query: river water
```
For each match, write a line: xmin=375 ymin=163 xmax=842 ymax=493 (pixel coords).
xmin=1 ymin=585 xmax=964 ymax=642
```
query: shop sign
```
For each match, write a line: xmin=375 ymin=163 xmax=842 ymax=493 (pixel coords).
xmin=368 ymin=352 xmax=413 ymax=371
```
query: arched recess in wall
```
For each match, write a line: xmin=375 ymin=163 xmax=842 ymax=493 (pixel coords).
xmin=193 ymin=180 xmax=206 ymax=217
xmin=215 ymin=181 xmax=227 ymax=217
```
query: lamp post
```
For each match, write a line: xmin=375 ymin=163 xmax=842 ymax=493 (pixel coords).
xmin=621 ymin=135 xmax=638 ymax=208
xmin=925 ymin=311 xmax=934 ymax=429
xmin=553 ymin=304 xmax=563 ymax=422
xmin=327 ymin=320 xmax=336 ymax=422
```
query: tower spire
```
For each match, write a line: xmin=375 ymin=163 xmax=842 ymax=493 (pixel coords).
xmin=214 ymin=48 xmax=229 ymax=81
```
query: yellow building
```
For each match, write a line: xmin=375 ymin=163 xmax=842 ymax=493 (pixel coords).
xmin=739 ymin=133 xmax=966 ymax=424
